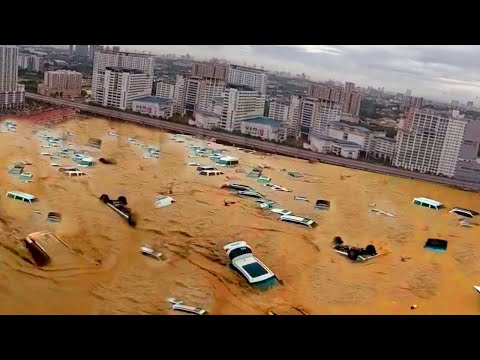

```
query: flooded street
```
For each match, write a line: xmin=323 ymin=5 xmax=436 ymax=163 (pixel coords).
xmin=0 ymin=116 xmax=479 ymax=314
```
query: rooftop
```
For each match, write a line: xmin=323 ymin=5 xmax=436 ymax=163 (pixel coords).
xmin=227 ymin=84 xmax=255 ymax=92
xmin=242 ymin=117 xmax=284 ymax=127
xmin=195 ymin=110 xmax=221 ymax=117
xmin=229 ymin=64 xmax=267 ymax=74
xmin=134 ymin=96 xmax=172 ymax=106
xmin=329 ymin=121 xmax=372 ymax=134
xmin=311 ymin=134 xmax=361 ymax=147
xmin=374 ymin=135 xmax=396 ymax=142
xmin=105 ymin=67 xmax=144 ymax=74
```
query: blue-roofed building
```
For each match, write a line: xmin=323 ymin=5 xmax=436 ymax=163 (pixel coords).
xmin=132 ymin=96 xmax=174 ymax=119
xmin=308 ymin=134 xmax=361 ymax=159
xmin=240 ymin=117 xmax=288 ymax=142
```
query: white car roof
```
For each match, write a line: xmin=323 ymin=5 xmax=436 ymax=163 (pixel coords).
xmin=223 ymin=241 xmax=249 ymax=253
xmin=232 ymin=255 xmax=275 ymax=284
xmin=280 ymin=214 xmax=314 ymax=225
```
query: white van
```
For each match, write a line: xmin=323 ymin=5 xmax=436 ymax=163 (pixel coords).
xmin=6 ymin=191 xmax=37 ymax=204
xmin=198 ymin=170 xmax=224 ymax=176
xmin=279 ymin=214 xmax=318 ymax=228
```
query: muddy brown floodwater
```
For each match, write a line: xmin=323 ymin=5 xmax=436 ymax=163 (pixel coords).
xmin=0 ymin=116 xmax=479 ymax=315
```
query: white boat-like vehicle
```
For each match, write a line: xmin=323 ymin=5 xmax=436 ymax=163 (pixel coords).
xmin=166 ymin=298 xmax=207 ymax=315
xmin=224 ymin=241 xmax=279 ymax=289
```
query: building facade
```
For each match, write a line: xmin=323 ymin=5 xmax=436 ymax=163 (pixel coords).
xmin=18 ymin=55 xmax=44 ymax=72
xmin=393 ymin=110 xmax=467 ymax=178
xmin=38 ymin=70 xmax=83 ymax=97
xmin=92 ymin=51 xmax=154 ymax=110
xmin=89 ymin=45 xmax=102 ymax=60
xmin=455 ymin=119 xmax=480 ymax=182
xmin=173 ymin=74 xmax=187 ymax=114
xmin=287 ymin=95 xmax=301 ymax=137
xmin=268 ymin=100 xmax=290 ymax=122
xmin=308 ymin=82 xmax=362 ymax=117
xmin=131 ymin=96 xmax=173 ymax=119
xmin=240 ymin=117 xmax=287 ymax=142
xmin=191 ymin=63 xmax=228 ymax=81
xmin=220 ymin=85 xmax=266 ymax=132
xmin=403 ymin=96 xmax=424 ymax=110
xmin=156 ymin=81 xmax=175 ymax=99
xmin=0 ymin=45 xmax=24 ymax=111
xmin=328 ymin=121 xmax=372 ymax=152
xmin=370 ymin=134 xmax=396 ymax=162
xmin=309 ymin=134 xmax=361 ymax=159
xmin=298 ymin=97 xmax=342 ymax=139
xmin=228 ymin=64 xmax=267 ymax=93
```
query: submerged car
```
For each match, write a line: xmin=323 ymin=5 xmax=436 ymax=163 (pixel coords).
xmin=279 ymin=214 xmax=317 ymax=229
xmin=166 ymin=298 xmax=207 ymax=315
xmin=263 ymin=183 xmax=291 ymax=192
xmin=223 ymin=241 xmax=279 ymax=290
xmin=237 ymin=190 xmax=264 ymax=199
xmin=269 ymin=208 xmax=293 ymax=216
xmin=24 ymin=236 xmax=51 ymax=267
xmin=99 ymin=194 xmax=137 ymax=226
xmin=331 ymin=236 xmax=378 ymax=261
xmin=141 ymin=246 xmax=166 ymax=261
xmin=221 ymin=183 xmax=252 ymax=192
xmin=449 ymin=207 xmax=478 ymax=219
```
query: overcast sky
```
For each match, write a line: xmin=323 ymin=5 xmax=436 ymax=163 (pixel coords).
xmin=112 ymin=45 xmax=480 ymax=103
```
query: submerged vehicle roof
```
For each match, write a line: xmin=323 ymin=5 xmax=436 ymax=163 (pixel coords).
xmin=6 ymin=191 xmax=36 ymax=200
xmin=413 ymin=197 xmax=443 ymax=207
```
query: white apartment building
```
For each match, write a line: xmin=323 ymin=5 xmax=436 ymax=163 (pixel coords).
xmin=240 ymin=117 xmax=287 ymax=142
xmin=18 ymin=55 xmax=44 ymax=72
xmin=156 ymin=81 xmax=175 ymax=99
xmin=220 ymin=85 xmax=266 ymax=132
xmin=299 ymin=97 xmax=342 ymax=139
xmin=268 ymin=100 xmax=290 ymax=122
xmin=370 ymin=134 xmax=396 ymax=162
xmin=39 ymin=70 xmax=82 ymax=97
xmin=0 ymin=45 xmax=24 ymax=111
xmin=328 ymin=121 xmax=372 ymax=152
xmin=173 ymin=74 xmax=187 ymax=114
xmin=102 ymin=67 xmax=152 ymax=110
xmin=197 ymin=77 xmax=226 ymax=113
xmin=184 ymin=76 xmax=201 ymax=113
xmin=287 ymin=95 xmax=301 ymax=137
xmin=92 ymin=51 xmax=154 ymax=108
xmin=393 ymin=110 xmax=467 ymax=177
xmin=228 ymin=64 xmax=267 ymax=93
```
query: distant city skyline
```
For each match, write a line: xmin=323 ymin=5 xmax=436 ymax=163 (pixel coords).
xmin=100 ymin=45 xmax=479 ymax=104
xmin=42 ymin=45 xmax=479 ymax=104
